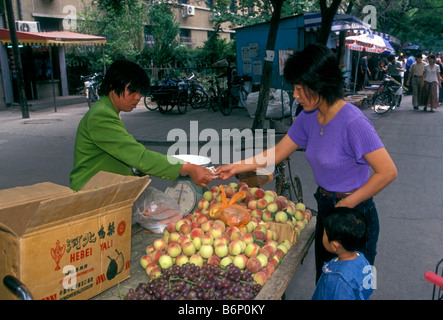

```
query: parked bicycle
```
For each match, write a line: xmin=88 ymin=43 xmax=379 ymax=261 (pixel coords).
xmin=80 ymin=73 xmax=103 ymax=109
xmin=218 ymin=75 xmax=249 ymax=116
xmin=372 ymin=75 xmax=407 ymax=114
xmin=179 ymin=73 xmax=209 ymax=109
xmin=207 ymin=73 xmax=226 ymax=112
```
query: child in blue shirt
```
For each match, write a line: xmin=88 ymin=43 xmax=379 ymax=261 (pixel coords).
xmin=312 ymin=207 xmax=375 ymax=300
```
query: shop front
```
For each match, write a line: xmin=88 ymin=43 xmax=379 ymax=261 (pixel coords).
xmin=0 ymin=29 xmax=106 ymax=109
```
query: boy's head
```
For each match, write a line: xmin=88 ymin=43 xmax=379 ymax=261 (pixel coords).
xmin=323 ymin=207 xmax=367 ymax=254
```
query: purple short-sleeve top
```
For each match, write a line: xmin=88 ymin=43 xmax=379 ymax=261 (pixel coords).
xmin=287 ymin=103 xmax=384 ymax=192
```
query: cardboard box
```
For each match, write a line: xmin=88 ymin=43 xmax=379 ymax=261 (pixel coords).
xmin=0 ymin=171 xmax=150 ymax=300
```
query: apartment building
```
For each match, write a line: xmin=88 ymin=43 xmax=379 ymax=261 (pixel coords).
xmin=0 ymin=0 xmax=235 ymax=107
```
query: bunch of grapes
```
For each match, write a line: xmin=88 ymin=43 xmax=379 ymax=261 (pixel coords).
xmin=124 ymin=263 xmax=262 ymax=300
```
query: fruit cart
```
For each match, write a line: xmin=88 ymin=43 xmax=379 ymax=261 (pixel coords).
xmin=90 ymin=214 xmax=316 ymax=300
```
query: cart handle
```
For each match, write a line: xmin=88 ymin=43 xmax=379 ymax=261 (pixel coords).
xmin=425 ymin=271 xmax=443 ymax=289
xmin=3 ymin=275 xmax=33 ymax=300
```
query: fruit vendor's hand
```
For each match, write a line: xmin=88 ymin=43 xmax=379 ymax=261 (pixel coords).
xmin=181 ymin=163 xmax=213 ymax=187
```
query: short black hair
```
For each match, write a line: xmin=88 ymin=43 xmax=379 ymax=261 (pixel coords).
xmin=283 ymin=43 xmax=344 ymax=106
xmin=387 ymin=55 xmax=396 ymax=62
xmin=100 ymin=60 xmax=150 ymax=97
xmin=415 ymin=53 xmax=423 ymax=59
xmin=324 ymin=207 xmax=367 ymax=252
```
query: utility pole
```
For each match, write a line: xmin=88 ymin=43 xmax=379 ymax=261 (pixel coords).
xmin=4 ymin=0 xmax=29 ymax=118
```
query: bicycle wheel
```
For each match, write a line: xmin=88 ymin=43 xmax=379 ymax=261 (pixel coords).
xmin=87 ymin=87 xmax=99 ymax=109
xmin=290 ymin=175 xmax=303 ymax=204
xmin=208 ymin=88 xmax=218 ymax=112
xmin=218 ymin=89 xmax=233 ymax=116
xmin=190 ymin=87 xmax=209 ymax=109
xmin=144 ymin=95 xmax=158 ymax=111
xmin=177 ymin=95 xmax=187 ymax=114
xmin=158 ymin=102 xmax=173 ymax=114
xmin=373 ymin=92 xmax=393 ymax=114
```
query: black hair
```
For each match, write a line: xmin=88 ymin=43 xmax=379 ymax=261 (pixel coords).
xmin=283 ymin=43 xmax=344 ymax=106
xmin=387 ymin=55 xmax=396 ymax=62
xmin=415 ymin=53 xmax=423 ymax=59
xmin=324 ymin=207 xmax=367 ymax=252
xmin=99 ymin=60 xmax=150 ymax=97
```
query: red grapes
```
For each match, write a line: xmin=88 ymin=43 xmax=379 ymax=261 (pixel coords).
xmin=124 ymin=263 xmax=262 ymax=300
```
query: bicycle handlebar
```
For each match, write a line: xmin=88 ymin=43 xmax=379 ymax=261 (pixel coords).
xmin=3 ymin=275 xmax=33 ymax=300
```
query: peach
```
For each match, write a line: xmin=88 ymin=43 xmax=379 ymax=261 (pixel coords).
xmin=244 ymin=243 xmax=260 ymax=258
xmin=166 ymin=242 xmax=182 ymax=258
xmin=182 ymin=241 xmax=196 ymax=256
xmin=153 ymin=238 xmax=166 ymax=251
xmin=190 ymin=228 xmax=204 ymax=239
xmin=233 ymin=254 xmax=248 ymax=270
xmin=253 ymin=271 xmax=268 ymax=285
xmin=246 ymin=257 xmax=262 ymax=273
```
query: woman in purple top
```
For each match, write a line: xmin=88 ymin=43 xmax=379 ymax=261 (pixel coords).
xmin=214 ymin=44 xmax=397 ymax=282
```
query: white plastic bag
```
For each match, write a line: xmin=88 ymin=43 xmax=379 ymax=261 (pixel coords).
xmin=132 ymin=186 xmax=183 ymax=233
xmin=246 ymin=88 xmax=290 ymax=119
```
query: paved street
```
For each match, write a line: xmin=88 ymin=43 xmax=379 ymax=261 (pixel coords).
xmin=0 ymin=93 xmax=442 ymax=300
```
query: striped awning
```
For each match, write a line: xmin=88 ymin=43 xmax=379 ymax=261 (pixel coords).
xmin=0 ymin=29 xmax=106 ymax=47
xmin=304 ymin=12 xmax=371 ymax=32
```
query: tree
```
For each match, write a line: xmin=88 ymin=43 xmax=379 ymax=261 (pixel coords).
xmin=316 ymin=0 xmax=343 ymax=44
xmin=145 ymin=3 xmax=180 ymax=67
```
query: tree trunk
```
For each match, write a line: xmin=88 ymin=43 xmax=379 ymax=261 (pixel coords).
xmin=316 ymin=0 xmax=342 ymax=45
xmin=252 ymin=0 xmax=284 ymax=130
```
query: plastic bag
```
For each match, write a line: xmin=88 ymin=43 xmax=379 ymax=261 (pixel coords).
xmin=132 ymin=186 xmax=183 ymax=233
xmin=209 ymin=185 xmax=251 ymax=228
xmin=246 ymin=88 xmax=290 ymax=119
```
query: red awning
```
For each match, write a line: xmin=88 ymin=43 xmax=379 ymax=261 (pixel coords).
xmin=0 ymin=29 xmax=106 ymax=47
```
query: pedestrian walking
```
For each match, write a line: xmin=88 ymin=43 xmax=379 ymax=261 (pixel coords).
xmin=406 ymin=53 xmax=427 ymax=110
xmin=422 ymin=55 xmax=442 ymax=112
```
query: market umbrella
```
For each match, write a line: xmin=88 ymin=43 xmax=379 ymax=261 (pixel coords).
xmin=345 ymin=34 xmax=388 ymax=92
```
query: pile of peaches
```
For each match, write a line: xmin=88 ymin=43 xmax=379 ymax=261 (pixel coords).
xmin=140 ymin=182 xmax=312 ymax=286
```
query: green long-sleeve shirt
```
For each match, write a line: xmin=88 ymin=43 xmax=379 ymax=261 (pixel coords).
xmin=70 ymin=96 xmax=182 ymax=191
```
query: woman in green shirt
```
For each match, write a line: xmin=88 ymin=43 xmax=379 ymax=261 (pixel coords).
xmin=70 ymin=60 xmax=212 ymax=191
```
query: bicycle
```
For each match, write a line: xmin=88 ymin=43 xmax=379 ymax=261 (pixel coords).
xmin=207 ymin=72 xmax=226 ymax=112
xmin=179 ymin=73 xmax=209 ymax=109
xmin=80 ymin=73 xmax=103 ymax=109
xmin=425 ymin=258 xmax=443 ymax=300
xmin=372 ymin=75 xmax=407 ymax=114
xmin=235 ymin=131 xmax=304 ymax=204
xmin=218 ymin=75 xmax=249 ymax=116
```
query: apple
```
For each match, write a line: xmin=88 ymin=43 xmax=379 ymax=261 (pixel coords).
xmin=189 ymin=254 xmax=204 ymax=267
xmin=201 ymin=233 xmax=214 ymax=245
xmin=166 ymin=242 xmax=182 ymax=258
xmin=149 ymin=266 xmax=163 ymax=279
xmin=203 ymin=190 xmax=213 ymax=201
xmin=176 ymin=254 xmax=189 ymax=267
xmin=257 ymin=198 xmax=268 ymax=210
xmin=245 ymin=243 xmax=260 ymax=258
xmin=275 ymin=211 xmax=289 ymax=223
xmin=282 ymin=239 xmax=292 ymax=251
xmin=190 ymin=228 xmax=204 ymax=240
xmin=261 ymin=210 xmax=273 ymax=222
xmin=192 ymin=237 xmax=202 ymax=250
xmin=182 ymin=241 xmax=196 ymax=256
xmin=209 ymin=225 xmax=223 ymax=239
xmin=145 ymin=262 xmax=158 ymax=275
xmin=196 ymin=214 xmax=209 ymax=224
xmin=253 ymin=271 xmax=268 ymax=285
xmin=180 ymin=223 xmax=191 ymax=235
xmin=295 ymin=202 xmax=306 ymax=212
xmin=208 ymin=255 xmax=221 ymax=267
xmin=254 ymin=188 xmax=265 ymax=199
xmin=263 ymin=194 xmax=275 ymax=204
xmin=158 ymin=254 xmax=173 ymax=269
xmin=233 ymin=254 xmax=248 ymax=270
xmin=294 ymin=209 xmax=305 ymax=221
xmin=266 ymin=201 xmax=279 ymax=213
xmin=246 ymin=257 xmax=262 ymax=273
xmin=145 ymin=244 xmax=155 ymax=255
xmin=153 ymin=238 xmax=166 ymax=251
xmin=228 ymin=240 xmax=243 ymax=256
xmin=256 ymin=253 xmax=268 ymax=268
xmin=201 ymin=220 xmax=213 ymax=232
xmin=140 ymin=255 xmax=153 ymax=269
xmin=220 ymin=256 xmax=233 ymax=268
xmin=214 ymin=242 xmax=229 ymax=258
xmin=199 ymin=244 xmax=214 ymax=259
xmin=277 ymin=244 xmax=289 ymax=255
xmin=242 ymin=233 xmax=254 ymax=245
xmin=253 ymin=230 xmax=266 ymax=242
